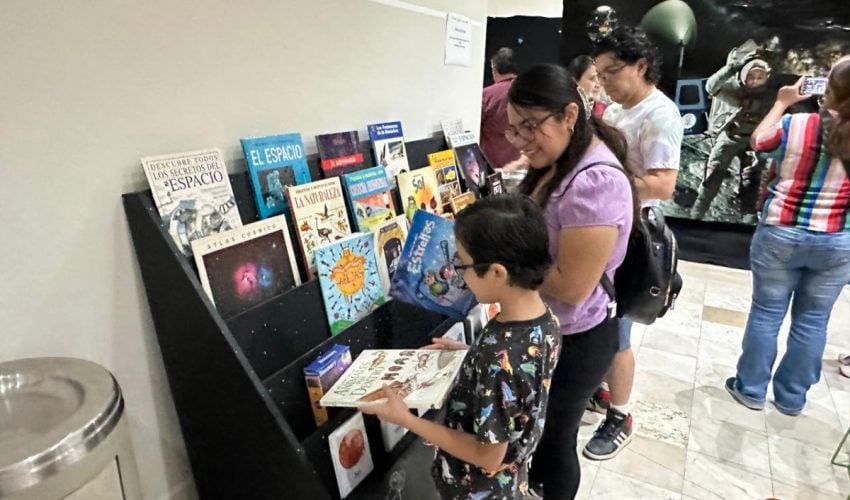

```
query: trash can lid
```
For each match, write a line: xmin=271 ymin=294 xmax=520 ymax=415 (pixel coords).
xmin=0 ymin=357 xmax=123 ymax=495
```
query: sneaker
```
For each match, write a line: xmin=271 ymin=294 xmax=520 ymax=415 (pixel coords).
xmin=840 ymin=363 xmax=850 ymax=379
xmin=582 ymin=407 xmax=634 ymax=460
xmin=724 ymin=377 xmax=764 ymax=411
xmin=771 ymin=400 xmax=802 ymax=417
xmin=838 ymin=353 xmax=850 ymax=366
xmin=585 ymin=387 xmax=612 ymax=414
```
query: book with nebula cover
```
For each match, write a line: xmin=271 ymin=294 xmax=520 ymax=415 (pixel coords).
xmin=367 ymin=121 xmax=410 ymax=188
xmin=454 ymin=143 xmax=493 ymax=197
xmin=190 ymin=215 xmax=300 ymax=318
xmin=341 ymin=166 xmax=397 ymax=232
xmin=389 ymin=210 xmax=477 ymax=318
xmin=315 ymin=232 xmax=386 ymax=335
xmin=316 ymin=130 xmax=365 ymax=178
xmin=240 ymin=133 xmax=312 ymax=220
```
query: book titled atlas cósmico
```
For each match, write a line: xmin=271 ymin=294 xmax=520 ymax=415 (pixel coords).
xmin=320 ymin=349 xmax=467 ymax=410
xmin=240 ymin=133 xmax=312 ymax=220
xmin=390 ymin=210 xmax=477 ymax=318
xmin=141 ymin=148 xmax=242 ymax=255
xmin=286 ymin=177 xmax=352 ymax=278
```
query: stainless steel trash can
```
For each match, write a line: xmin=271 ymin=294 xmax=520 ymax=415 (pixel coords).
xmin=0 ymin=357 xmax=141 ymax=499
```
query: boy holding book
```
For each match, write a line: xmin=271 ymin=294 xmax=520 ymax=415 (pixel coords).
xmin=360 ymin=194 xmax=561 ymax=499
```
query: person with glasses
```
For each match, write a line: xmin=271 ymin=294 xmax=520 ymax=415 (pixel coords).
xmin=581 ymin=26 xmax=683 ymax=462
xmin=505 ymin=63 xmax=637 ymax=499
xmin=360 ymin=194 xmax=562 ymax=499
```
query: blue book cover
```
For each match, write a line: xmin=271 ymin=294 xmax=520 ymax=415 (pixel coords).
xmin=315 ymin=232 xmax=386 ymax=335
xmin=390 ymin=211 xmax=477 ymax=318
xmin=241 ymin=133 xmax=312 ymax=219
xmin=342 ymin=166 xmax=397 ymax=232
xmin=367 ymin=121 xmax=410 ymax=187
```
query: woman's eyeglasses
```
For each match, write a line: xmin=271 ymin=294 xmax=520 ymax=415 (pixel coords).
xmin=504 ymin=112 xmax=556 ymax=143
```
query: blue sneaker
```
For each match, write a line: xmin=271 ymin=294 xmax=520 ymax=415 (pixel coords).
xmin=724 ymin=377 xmax=764 ymax=411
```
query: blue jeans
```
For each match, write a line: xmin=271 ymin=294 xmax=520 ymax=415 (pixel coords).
xmin=735 ymin=224 xmax=850 ymax=411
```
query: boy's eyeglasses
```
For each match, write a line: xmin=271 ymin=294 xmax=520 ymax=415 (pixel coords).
xmin=451 ymin=256 xmax=502 ymax=274
xmin=504 ymin=112 xmax=556 ymax=143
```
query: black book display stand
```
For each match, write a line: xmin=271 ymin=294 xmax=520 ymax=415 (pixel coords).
xmin=123 ymin=138 xmax=455 ymax=499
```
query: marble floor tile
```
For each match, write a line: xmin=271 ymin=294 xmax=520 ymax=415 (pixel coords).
xmin=699 ymin=321 xmax=745 ymax=355
xmin=682 ymin=450 xmax=773 ymax=500
xmin=653 ymin=301 xmax=703 ymax=336
xmin=633 ymin=370 xmax=696 ymax=416
xmin=691 ymin=385 xmax=767 ymax=434
xmin=693 ymin=357 xmax=736 ymax=390
xmin=768 ymin=434 xmax=850 ymax=494
xmin=772 ymin=479 xmax=847 ymax=500
xmin=637 ymin=347 xmax=697 ymax=384
xmin=704 ymin=280 xmax=752 ymax=313
xmin=588 ymin=468 xmax=682 ymax=500
xmin=641 ymin=327 xmax=701 ymax=359
xmin=701 ymin=305 xmax=748 ymax=329
xmin=765 ymin=400 xmax=844 ymax=451
xmin=631 ymin=398 xmax=691 ymax=447
xmin=575 ymin=460 xmax=599 ymax=500
xmin=686 ymin=416 xmax=771 ymax=475
xmin=599 ymin=435 xmax=686 ymax=493
xmin=695 ymin=336 xmax=741 ymax=370
xmin=676 ymin=276 xmax=707 ymax=305
xmin=830 ymin=389 xmax=850 ymax=429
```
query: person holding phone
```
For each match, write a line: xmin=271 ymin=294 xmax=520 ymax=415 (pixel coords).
xmin=725 ymin=58 xmax=850 ymax=416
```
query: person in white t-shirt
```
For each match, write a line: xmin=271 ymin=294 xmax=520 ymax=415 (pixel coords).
xmin=582 ymin=26 xmax=683 ymax=461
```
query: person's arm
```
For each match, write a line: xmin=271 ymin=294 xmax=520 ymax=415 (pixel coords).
xmin=635 ymin=106 xmax=684 ymax=201
xmin=634 ymin=169 xmax=678 ymax=200
xmin=540 ymin=225 xmax=619 ymax=305
xmin=705 ymin=63 xmax=737 ymax=96
xmin=359 ymin=386 xmax=508 ymax=473
xmin=751 ymin=77 xmax=808 ymax=151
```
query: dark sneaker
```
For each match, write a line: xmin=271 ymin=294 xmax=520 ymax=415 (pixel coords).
xmin=585 ymin=387 xmax=612 ymax=414
xmin=724 ymin=377 xmax=764 ymax=411
xmin=583 ymin=407 xmax=634 ymax=460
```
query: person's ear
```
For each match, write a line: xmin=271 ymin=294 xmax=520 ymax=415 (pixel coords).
xmin=636 ymin=58 xmax=648 ymax=77
xmin=486 ymin=263 xmax=509 ymax=282
xmin=562 ymin=102 xmax=580 ymax=129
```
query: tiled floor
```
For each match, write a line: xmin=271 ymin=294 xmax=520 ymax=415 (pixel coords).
xmin=576 ymin=261 xmax=850 ymax=500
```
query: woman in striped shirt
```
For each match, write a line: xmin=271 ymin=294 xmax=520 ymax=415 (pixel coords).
xmin=725 ymin=59 xmax=850 ymax=416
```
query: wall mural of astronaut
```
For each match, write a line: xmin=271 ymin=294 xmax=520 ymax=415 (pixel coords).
xmin=561 ymin=0 xmax=850 ymax=225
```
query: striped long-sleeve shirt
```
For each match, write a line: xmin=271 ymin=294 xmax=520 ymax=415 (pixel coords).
xmin=754 ymin=112 xmax=850 ymax=232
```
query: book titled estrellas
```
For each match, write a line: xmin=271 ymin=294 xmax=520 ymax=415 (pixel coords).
xmin=320 ymin=348 xmax=467 ymax=410
xmin=141 ymin=148 xmax=242 ymax=255
xmin=390 ymin=210 xmax=477 ymax=318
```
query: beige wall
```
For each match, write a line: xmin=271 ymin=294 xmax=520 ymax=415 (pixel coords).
xmin=488 ymin=0 xmax=562 ymax=18
xmin=0 ymin=1 xmax=487 ymax=497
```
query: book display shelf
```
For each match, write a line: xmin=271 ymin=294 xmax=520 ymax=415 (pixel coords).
xmin=123 ymin=137 xmax=454 ymax=499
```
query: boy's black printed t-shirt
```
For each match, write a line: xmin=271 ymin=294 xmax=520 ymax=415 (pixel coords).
xmin=431 ymin=309 xmax=561 ymax=499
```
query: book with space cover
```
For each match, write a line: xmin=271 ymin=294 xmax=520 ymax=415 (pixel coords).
xmin=303 ymin=344 xmax=353 ymax=426
xmin=316 ymin=131 xmax=365 ymax=178
xmin=315 ymin=232 xmax=386 ymax=335
xmin=342 ymin=166 xmax=396 ymax=232
xmin=370 ymin=215 xmax=408 ymax=297
xmin=190 ymin=216 xmax=300 ymax=319
xmin=397 ymin=168 xmax=442 ymax=224
xmin=320 ymin=348 xmax=468 ymax=410
xmin=454 ymin=143 xmax=494 ymax=197
xmin=240 ymin=133 xmax=312 ymax=220
xmin=141 ymin=148 xmax=242 ymax=255
xmin=328 ymin=412 xmax=374 ymax=498
xmin=367 ymin=121 xmax=410 ymax=187
xmin=440 ymin=118 xmax=464 ymax=146
xmin=286 ymin=177 xmax=351 ymax=278
xmin=389 ymin=210 xmax=477 ymax=318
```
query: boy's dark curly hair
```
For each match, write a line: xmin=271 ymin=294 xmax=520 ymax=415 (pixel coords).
xmin=592 ymin=26 xmax=663 ymax=85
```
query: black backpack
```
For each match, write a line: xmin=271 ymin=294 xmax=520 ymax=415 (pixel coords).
xmin=562 ymin=161 xmax=683 ymax=325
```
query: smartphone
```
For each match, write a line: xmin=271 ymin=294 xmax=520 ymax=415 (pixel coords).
xmin=801 ymin=77 xmax=828 ymax=96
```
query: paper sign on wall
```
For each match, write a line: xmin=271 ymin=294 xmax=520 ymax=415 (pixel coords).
xmin=444 ymin=13 xmax=472 ymax=67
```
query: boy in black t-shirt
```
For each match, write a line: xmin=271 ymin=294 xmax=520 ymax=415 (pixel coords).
xmin=360 ymin=194 xmax=562 ymax=499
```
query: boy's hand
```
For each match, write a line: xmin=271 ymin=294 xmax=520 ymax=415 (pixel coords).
xmin=357 ymin=385 xmax=413 ymax=427
xmin=422 ymin=337 xmax=469 ymax=351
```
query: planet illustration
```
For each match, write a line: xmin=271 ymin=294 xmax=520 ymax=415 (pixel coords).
xmin=338 ymin=429 xmax=365 ymax=469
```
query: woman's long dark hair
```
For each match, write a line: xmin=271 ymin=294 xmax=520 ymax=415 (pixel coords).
xmin=510 ymin=63 xmax=639 ymax=219
xmin=825 ymin=59 xmax=850 ymax=163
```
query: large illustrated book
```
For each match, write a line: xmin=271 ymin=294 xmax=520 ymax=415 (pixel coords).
xmin=240 ymin=133 xmax=312 ymax=220
xmin=190 ymin=216 xmax=300 ymax=318
xmin=328 ymin=412 xmax=374 ymax=498
xmin=315 ymin=232 xmax=386 ymax=335
xmin=370 ymin=216 xmax=408 ymax=298
xmin=454 ymin=143 xmax=494 ymax=197
xmin=367 ymin=121 xmax=410 ymax=187
xmin=389 ymin=210 xmax=477 ymax=318
xmin=320 ymin=348 xmax=467 ymax=410
xmin=286 ymin=177 xmax=352 ymax=277
xmin=341 ymin=166 xmax=396 ymax=232
xmin=316 ymin=131 xmax=365 ymax=178
xmin=141 ymin=148 xmax=242 ymax=255
xmin=397 ymin=168 xmax=442 ymax=224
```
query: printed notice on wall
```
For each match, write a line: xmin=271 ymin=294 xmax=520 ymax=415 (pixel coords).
xmin=444 ymin=13 xmax=472 ymax=67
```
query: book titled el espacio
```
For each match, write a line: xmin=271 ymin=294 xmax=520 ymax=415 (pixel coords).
xmin=240 ymin=133 xmax=312 ymax=220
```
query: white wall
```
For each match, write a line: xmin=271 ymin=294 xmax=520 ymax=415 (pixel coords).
xmin=0 ymin=1 xmax=487 ymax=498
xmin=488 ymin=0 xmax=563 ymax=18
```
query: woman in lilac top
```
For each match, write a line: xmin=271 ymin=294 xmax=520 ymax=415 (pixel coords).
xmin=505 ymin=64 xmax=636 ymax=499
